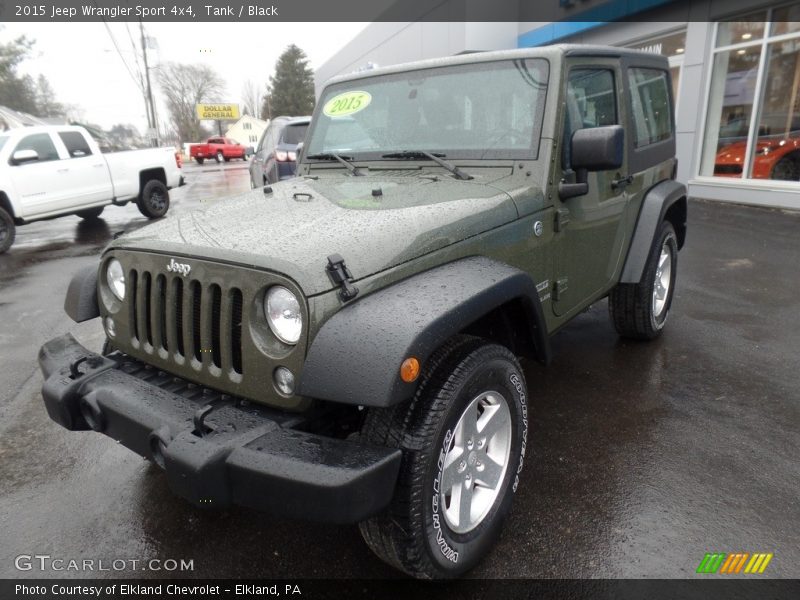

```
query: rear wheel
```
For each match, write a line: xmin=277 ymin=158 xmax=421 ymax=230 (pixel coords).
xmin=359 ymin=336 xmax=529 ymax=579
xmin=137 ymin=179 xmax=170 ymax=219
xmin=195 ymin=157 xmax=205 ymax=165
xmin=0 ymin=207 xmax=16 ymax=254
xmin=609 ymin=220 xmax=678 ymax=339
xmin=76 ymin=206 xmax=104 ymax=220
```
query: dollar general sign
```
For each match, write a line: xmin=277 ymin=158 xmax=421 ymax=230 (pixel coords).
xmin=196 ymin=104 xmax=240 ymax=120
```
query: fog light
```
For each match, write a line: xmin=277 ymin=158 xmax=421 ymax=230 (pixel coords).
xmin=273 ymin=367 xmax=295 ymax=396
xmin=105 ymin=317 xmax=116 ymax=338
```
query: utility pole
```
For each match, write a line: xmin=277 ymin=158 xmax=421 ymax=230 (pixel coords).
xmin=139 ymin=20 xmax=158 ymax=147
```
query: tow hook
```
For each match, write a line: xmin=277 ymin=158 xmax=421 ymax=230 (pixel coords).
xmin=192 ymin=396 xmax=235 ymax=438
xmin=68 ymin=355 xmax=106 ymax=379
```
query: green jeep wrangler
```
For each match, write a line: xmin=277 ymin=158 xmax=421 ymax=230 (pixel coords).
xmin=39 ymin=45 xmax=687 ymax=578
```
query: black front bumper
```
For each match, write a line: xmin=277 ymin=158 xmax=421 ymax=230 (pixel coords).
xmin=38 ymin=334 xmax=401 ymax=523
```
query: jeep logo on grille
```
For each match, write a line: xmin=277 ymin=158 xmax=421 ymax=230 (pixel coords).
xmin=166 ymin=258 xmax=191 ymax=277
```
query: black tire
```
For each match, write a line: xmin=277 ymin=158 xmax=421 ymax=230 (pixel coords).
xmin=101 ymin=338 xmax=114 ymax=356
xmin=215 ymin=151 xmax=224 ymax=163
xmin=770 ymin=152 xmax=800 ymax=181
xmin=0 ymin=206 xmax=16 ymax=254
xmin=609 ymin=220 xmax=678 ymax=340
xmin=76 ymin=206 xmax=105 ymax=220
xmin=196 ymin=157 xmax=205 ymax=165
xmin=224 ymin=157 xmax=231 ymax=163
xmin=359 ymin=335 xmax=529 ymax=579
xmin=137 ymin=179 xmax=170 ymax=219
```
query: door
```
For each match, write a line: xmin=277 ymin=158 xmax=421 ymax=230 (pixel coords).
xmin=6 ymin=132 xmax=67 ymax=218
xmin=553 ymin=62 xmax=630 ymax=317
xmin=56 ymin=130 xmax=113 ymax=206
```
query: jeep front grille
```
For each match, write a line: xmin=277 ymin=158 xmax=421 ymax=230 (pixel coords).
xmin=129 ymin=267 xmax=244 ymax=376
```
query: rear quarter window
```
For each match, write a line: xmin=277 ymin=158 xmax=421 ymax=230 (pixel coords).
xmin=628 ymin=68 xmax=673 ymax=147
xmin=58 ymin=131 xmax=93 ymax=157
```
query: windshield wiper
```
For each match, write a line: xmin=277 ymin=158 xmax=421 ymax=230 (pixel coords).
xmin=305 ymin=152 xmax=364 ymax=176
xmin=381 ymin=150 xmax=473 ymax=180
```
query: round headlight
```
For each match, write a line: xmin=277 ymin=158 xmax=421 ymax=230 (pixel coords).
xmin=264 ymin=286 xmax=302 ymax=345
xmin=106 ymin=259 xmax=125 ymax=300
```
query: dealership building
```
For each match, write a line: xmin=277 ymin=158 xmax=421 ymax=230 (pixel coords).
xmin=316 ymin=0 xmax=800 ymax=209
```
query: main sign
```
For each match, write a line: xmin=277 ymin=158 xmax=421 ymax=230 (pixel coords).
xmin=195 ymin=104 xmax=240 ymax=120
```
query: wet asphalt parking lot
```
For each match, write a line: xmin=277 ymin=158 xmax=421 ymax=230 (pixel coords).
xmin=0 ymin=161 xmax=798 ymax=580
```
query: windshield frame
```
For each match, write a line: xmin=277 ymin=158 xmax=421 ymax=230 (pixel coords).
xmin=0 ymin=135 xmax=8 ymax=154
xmin=305 ymin=57 xmax=550 ymax=164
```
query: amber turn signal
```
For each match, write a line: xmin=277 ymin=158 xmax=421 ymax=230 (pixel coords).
xmin=400 ymin=357 xmax=420 ymax=382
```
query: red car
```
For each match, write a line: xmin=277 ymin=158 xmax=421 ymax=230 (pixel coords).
xmin=189 ymin=137 xmax=247 ymax=165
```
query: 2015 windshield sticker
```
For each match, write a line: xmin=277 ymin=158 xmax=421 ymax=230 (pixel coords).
xmin=323 ymin=91 xmax=372 ymax=117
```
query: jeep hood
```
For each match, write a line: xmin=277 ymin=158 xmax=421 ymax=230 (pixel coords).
xmin=113 ymin=171 xmax=519 ymax=295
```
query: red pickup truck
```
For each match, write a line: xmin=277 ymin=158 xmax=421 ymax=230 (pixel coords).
xmin=189 ymin=137 xmax=247 ymax=164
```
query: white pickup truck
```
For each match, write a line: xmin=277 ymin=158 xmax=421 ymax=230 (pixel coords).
xmin=0 ymin=125 xmax=183 ymax=253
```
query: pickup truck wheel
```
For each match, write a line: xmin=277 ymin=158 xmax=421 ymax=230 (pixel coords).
xmin=609 ymin=220 xmax=678 ymax=340
xmin=359 ymin=335 xmax=528 ymax=579
xmin=0 ymin=207 xmax=15 ymax=254
xmin=137 ymin=180 xmax=170 ymax=219
xmin=215 ymin=151 xmax=224 ymax=163
xmin=76 ymin=206 xmax=104 ymax=220
xmin=195 ymin=158 xmax=204 ymax=165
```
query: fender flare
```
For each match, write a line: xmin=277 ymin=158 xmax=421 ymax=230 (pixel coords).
xmin=64 ymin=265 xmax=100 ymax=323
xmin=298 ymin=256 xmax=550 ymax=408
xmin=620 ymin=179 xmax=687 ymax=284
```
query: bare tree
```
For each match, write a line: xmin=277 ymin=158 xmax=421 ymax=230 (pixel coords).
xmin=241 ymin=79 xmax=264 ymax=118
xmin=156 ymin=62 xmax=226 ymax=143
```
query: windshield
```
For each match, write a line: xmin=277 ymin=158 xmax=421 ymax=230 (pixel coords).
xmin=281 ymin=123 xmax=308 ymax=145
xmin=0 ymin=136 xmax=7 ymax=153
xmin=306 ymin=58 xmax=549 ymax=161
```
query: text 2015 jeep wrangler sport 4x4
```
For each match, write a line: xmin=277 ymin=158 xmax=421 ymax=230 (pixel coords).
xmin=39 ymin=46 xmax=687 ymax=579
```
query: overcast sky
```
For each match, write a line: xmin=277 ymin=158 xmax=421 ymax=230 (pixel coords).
xmin=0 ymin=22 xmax=367 ymax=132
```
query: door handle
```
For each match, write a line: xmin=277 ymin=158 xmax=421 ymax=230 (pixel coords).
xmin=57 ymin=168 xmax=69 ymax=173
xmin=611 ymin=174 xmax=633 ymax=190
xmin=92 ymin=163 xmax=104 ymax=168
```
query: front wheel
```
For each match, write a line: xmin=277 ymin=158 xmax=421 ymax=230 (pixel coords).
xmin=0 ymin=207 xmax=16 ymax=254
xmin=359 ymin=336 xmax=529 ymax=579
xmin=215 ymin=151 xmax=224 ymax=163
xmin=609 ymin=220 xmax=678 ymax=339
xmin=137 ymin=180 xmax=170 ymax=219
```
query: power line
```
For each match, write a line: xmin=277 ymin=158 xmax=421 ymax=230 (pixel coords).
xmin=124 ymin=21 xmax=145 ymax=86
xmin=100 ymin=19 xmax=142 ymax=93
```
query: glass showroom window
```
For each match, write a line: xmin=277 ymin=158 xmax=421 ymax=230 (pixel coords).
xmin=700 ymin=5 xmax=800 ymax=182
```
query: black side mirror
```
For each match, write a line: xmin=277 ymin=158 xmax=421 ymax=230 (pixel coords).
xmin=571 ymin=124 xmax=624 ymax=171
xmin=559 ymin=125 xmax=624 ymax=200
xmin=295 ymin=142 xmax=304 ymax=163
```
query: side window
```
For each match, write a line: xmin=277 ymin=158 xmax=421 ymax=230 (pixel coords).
xmin=256 ymin=126 xmax=271 ymax=152
xmin=628 ymin=68 xmax=672 ymax=147
xmin=567 ymin=69 xmax=617 ymax=130
xmin=564 ymin=68 xmax=617 ymax=167
xmin=12 ymin=133 xmax=60 ymax=163
xmin=58 ymin=131 xmax=93 ymax=158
